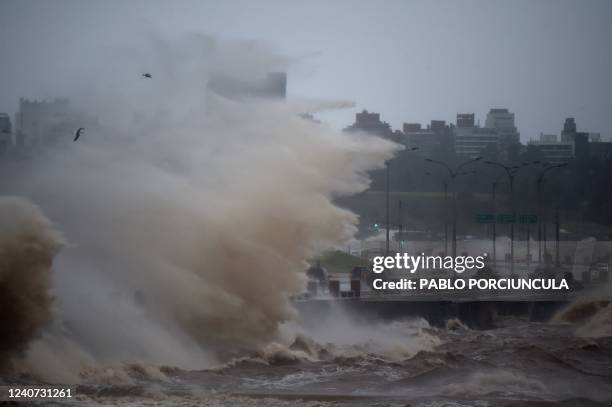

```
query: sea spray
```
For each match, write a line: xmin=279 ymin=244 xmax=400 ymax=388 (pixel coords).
xmin=0 ymin=34 xmax=399 ymax=377
xmin=0 ymin=197 xmax=64 ymax=369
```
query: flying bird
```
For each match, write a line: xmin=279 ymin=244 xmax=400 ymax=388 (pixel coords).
xmin=142 ymin=73 xmax=152 ymax=79
xmin=73 ymin=127 xmax=84 ymax=142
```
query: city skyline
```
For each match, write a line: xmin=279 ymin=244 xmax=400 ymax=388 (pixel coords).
xmin=2 ymin=93 xmax=608 ymax=160
xmin=1 ymin=94 xmax=608 ymax=146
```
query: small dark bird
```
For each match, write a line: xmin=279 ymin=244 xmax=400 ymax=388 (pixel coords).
xmin=142 ymin=73 xmax=152 ymax=79
xmin=73 ymin=127 xmax=84 ymax=142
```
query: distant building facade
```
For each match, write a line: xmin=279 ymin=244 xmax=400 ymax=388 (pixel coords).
xmin=539 ymin=133 xmax=558 ymax=143
xmin=0 ymin=113 xmax=12 ymax=151
xmin=456 ymin=113 xmax=475 ymax=128
xmin=587 ymin=133 xmax=601 ymax=142
xmin=561 ymin=118 xmax=577 ymax=142
xmin=15 ymin=98 xmax=97 ymax=147
xmin=343 ymin=110 xmax=611 ymax=165
xmin=397 ymin=120 xmax=453 ymax=156
xmin=207 ymin=72 xmax=287 ymax=100
xmin=528 ymin=132 xmax=574 ymax=163
xmin=455 ymin=127 xmax=500 ymax=158
xmin=589 ymin=141 xmax=612 ymax=161
xmin=344 ymin=110 xmax=392 ymax=138
xmin=528 ymin=118 xmax=612 ymax=163
xmin=401 ymin=122 xmax=439 ymax=155
xmin=454 ymin=113 xmax=500 ymax=158
xmin=484 ymin=108 xmax=520 ymax=158
xmin=16 ymin=98 xmax=74 ymax=146
xmin=556 ymin=117 xmax=612 ymax=161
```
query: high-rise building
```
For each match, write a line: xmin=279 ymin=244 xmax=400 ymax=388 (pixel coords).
xmin=587 ymin=133 xmax=601 ymax=142
xmin=16 ymin=98 xmax=71 ymax=146
xmin=555 ymin=117 xmax=608 ymax=161
xmin=485 ymin=109 xmax=516 ymax=131
xmin=561 ymin=117 xmax=577 ymax=141
xmin=0 ymin=113 xmax=12 ymax=151
xmin=453 ymin=113 xmax=500 ymax=158
xmin=484 ymin=108 xmax=520 ymax=159
xmin=345 ymin=110 xmax=392 ymax=137
xmin=454 ymin=126 xmax=499 ymax=159
xmin=403 ymin=123 xmax=421 ymax=133
xmin=207 ymin=72 xmax=287 ymax=100
xmin=16 ymin=98 xmax=94 ymax=146
xmin=539 ymin=133 xmax=558 ymax=143
xmin=430 ymin=120 xmax=455 ymax=155
xmin=589 ymin=141 xmax=612 ymax=161
xmin=429 ymin=120 xmax=447 ymax=134
xmin=485 ymin=109 xmax=519 ymax=139
xmin=534 ymin=117 xmax=611 ymax=162
xmin=456 ymin=113 xmax=475 ymax=128
xmin=401 ymin=122 xmax=440 ymax=155
xmin=528 ymin=133 xmax=574 ymax=163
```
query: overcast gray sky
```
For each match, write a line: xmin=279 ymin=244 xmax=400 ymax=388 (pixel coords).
xmin=1 ymin=0 xmax=611 ymax=140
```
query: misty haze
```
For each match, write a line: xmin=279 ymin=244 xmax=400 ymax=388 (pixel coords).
xmin=1 ymin=1 xmax=612 ymax=406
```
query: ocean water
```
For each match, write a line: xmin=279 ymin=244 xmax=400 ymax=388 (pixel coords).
xmin=15 ymin=301 xmax=609 ymax=407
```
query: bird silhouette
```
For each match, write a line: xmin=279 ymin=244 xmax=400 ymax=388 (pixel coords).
xmin=73 ymin=127 xmax=84 ymax=142
xmin=142 ymin=73 xmax=152 ymax=79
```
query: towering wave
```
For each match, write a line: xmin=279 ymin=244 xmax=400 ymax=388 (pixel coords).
xmin=0 ymin=34 xmax=398 ymax=377
xmin=0 ymin=197 xmax=64 ymax=369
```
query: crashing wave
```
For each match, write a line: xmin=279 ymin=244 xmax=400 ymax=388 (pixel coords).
xmin=0 ymin=197 xmax=64 ymax=370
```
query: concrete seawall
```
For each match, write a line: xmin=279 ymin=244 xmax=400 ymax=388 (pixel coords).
xmin=294 ymin=299 xmax=570 ymax=329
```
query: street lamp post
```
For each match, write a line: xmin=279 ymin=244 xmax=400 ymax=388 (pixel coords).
xmin=443 ymin=181 xmax=448 ymax=256
xmin=385 ymin=147 xmax=419 ymax=255
xmin=425 ymin=157 xmax=482 ymax=258
xmin=537 ymin=174 xmax=543 ymax=263
xmin=484 ymin=161 xmax=538 ymax=275
xmin=536 ymin=163 xmax=568 ymax=264
xmin=492 ymin=181 xmax=497 ymax=266
xmin=425 ymin=171 xmax=450 ymax=256
xmin=526 ymin=223 xmax=531 ymax=264
xmin=491 ymin=173 xmax=506 ymax=267
xmin=385 ymin=161 xmax=390 ymax=255
xmin=398 ymin=199 xmax=403 ymax=252
xmin=555 ymin=210 xmax=561 ymax=267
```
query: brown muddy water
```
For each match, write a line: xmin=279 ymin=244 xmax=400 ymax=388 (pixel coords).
xmin=6 ymin=302 xmax=612 ymax=407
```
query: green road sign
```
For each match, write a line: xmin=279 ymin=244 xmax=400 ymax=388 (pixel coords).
xmin=475 ymin=213 xmax=538 ymax=224
xmin=518 ymin=214 xmax=538 ymax=224
xmin=497 ymin=213 xmax=516 ymax=224
xmin=475 ymin=214 xmax=495 ymax=224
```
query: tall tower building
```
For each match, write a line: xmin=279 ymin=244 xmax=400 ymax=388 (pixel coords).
xmin=484 ymin=108 xmax=520 ymax=159
xmin=456 ymin=113 xmax=475 ymax=128
xmin=207 ymin=72 xmax=287 ymax=100
xmin=454 ymin=113 xmax=500 ymax=158
xmin=0 ymin=113 xmax=12 ymax=151
xmin=561 ymin=117 xmax=577 ymax=142
xmin=345 ymin=110 xmax=392 ymax=137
